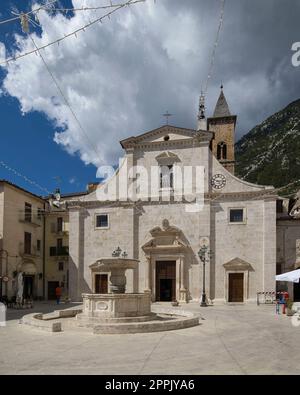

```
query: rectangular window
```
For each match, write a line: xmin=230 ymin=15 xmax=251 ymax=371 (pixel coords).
xmin=160 ymin=165 xmax=173 ymax=189
xmin=37 ymin=208 xmax=42 ymax=220
xmin=229 ymin=209 xmax=245 ymax=223
xmin=58 ymin=262 xmax=64 ymax=272
xmin=37 ymin=240 xmax=41 ymax=251
xmin=57 ymin=238 xmax=63 ymax=249
xmin=95 ymin=214 xmax=109 ymax=229
xmin=57 ymin=217 xmax=63 ymax=232
xmin=24 ymin=232 xmax=31 ymax=254
xmin=25 ymin=203 xmax=32 ymax=222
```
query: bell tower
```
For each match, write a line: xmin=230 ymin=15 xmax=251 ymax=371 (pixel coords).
xmin=207 ymin=86 xmax=237 ymax=174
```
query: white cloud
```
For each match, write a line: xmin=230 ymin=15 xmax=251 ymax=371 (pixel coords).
xmin=1 ymin=0 xmax=210 ymax=169
xmin=0 ymin=0 xmax=298 ymax=170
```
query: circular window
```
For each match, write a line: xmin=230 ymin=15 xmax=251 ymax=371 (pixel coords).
xmin=164 ymin=135 xmax=170 ymax=141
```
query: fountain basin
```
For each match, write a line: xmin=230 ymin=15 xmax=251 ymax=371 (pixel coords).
xmin=78 ymin=293 xmax=152 ymax=320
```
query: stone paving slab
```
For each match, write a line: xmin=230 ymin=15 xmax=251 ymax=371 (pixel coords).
xmin=1 ymin=302 xmax=300 ymax=375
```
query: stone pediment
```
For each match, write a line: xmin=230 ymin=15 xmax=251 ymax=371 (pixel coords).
xmin=223 ymin=258 xmax=254 ymax=271
xmin=142 ymin=220 xmax=188 ymax=251
xmin=120 ymin=125 xmax=197 ymax=149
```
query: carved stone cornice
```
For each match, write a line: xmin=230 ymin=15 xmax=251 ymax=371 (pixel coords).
xmin=65 ymin=189 xmax=277 ymax=211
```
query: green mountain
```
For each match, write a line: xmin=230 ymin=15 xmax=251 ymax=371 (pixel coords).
xmin=235 ymin=99 xmax=300 ymax=196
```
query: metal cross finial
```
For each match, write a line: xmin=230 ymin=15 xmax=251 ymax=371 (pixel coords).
xmin=162 ymin=111 xmax=173 ymax=125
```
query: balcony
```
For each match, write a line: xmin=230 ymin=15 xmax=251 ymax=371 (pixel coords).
xmin=19 ymin=242 xmax=41 ymax=258
xmin=19 ymin=211 xmax=42 ymax=227
xmin=50 ymin=223 xmax=69 ymax=235
xmin=49 ymin=246 xmax=69 ymax=257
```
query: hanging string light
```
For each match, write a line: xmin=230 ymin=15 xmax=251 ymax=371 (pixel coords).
xmin=0 ymin=160 xmax=51 ymax=194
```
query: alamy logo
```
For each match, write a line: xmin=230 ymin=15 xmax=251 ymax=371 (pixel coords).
xmin=0 ymin=302 xmax=6 ymax=327
xmin=96 ymin=159 xmax=206 ymax=213
xmin=292 ymin=42 xmax=300 ymax=67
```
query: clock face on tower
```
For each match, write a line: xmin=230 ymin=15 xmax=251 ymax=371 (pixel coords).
xmin=211 ymin=174 xmax=226 ymax=190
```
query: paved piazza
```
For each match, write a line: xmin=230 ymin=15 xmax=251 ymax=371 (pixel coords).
xmin=1 ymin=302 xmax=300 ymax=375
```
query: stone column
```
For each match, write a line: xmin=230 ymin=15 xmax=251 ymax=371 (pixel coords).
xmin=179 ymin=255 xmax=187 ymax=303
xmin=144 ymin=256 xmax=151 ymax=293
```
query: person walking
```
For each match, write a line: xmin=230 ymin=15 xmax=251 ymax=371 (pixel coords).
xmin=55 ymin=284 xmax=62 ymax=305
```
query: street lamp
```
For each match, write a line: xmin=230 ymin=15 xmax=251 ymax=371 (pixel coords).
xmin=198 ymin=245 xmax=212 ymax=307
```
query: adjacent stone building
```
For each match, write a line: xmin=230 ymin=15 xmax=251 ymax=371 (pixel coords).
xmin=276 ymin=193 xmax=300 ymax=300
xmin=67 ymin=90 xmax=278 ymax=304
xmin=44 ymin=190 xmax=89 ymax=300
xmin=0 ymin=180 xmax=45 ymax=299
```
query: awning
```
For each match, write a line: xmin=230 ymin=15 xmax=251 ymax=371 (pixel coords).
xmin=276 ymin=269 xmax=300 ymax=283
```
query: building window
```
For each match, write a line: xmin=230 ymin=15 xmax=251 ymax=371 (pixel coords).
xmin=58 ymin=262 xmax=64 ymax=271
xmin=37 ymin=208 xmax=42 ymax=220
xmin=24 ymin=232 xmax=31 ymax=254
xmin=57 ymin=238 xmax=63 ymax=248
xmin=229 ymin=209 xmax=245 ymax=223
xmin=160 ymin=165 xmax=173 ymax=189
xmin=95 ymin=214 xmax=109 ymax=229
xmin=217 ymin=142 xmax=227 ymax=160
xmin=37 ymin=239 xmax=41 ymax=252
xmin=57 ymin=217 xmax=63 ymax=232
xmin=25 ymin=202 xmax=32 ymax=222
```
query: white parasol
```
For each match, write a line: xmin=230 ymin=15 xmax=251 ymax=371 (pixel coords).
xmin=276 ymin=269 xmax=300 ymax=283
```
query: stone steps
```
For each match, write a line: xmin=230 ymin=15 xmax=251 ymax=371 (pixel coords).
xmin=93 ymin=315 xmax=200 ymax=334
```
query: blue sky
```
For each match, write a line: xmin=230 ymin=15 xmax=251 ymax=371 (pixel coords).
xmin=0 ymin=0 xmax=96 ymax=196
xmin=0 ymin=0 xmax=299 ymax=196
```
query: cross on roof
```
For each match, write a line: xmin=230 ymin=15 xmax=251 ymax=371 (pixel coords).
xmin=162 ymin=111 xmax=173 ymax=125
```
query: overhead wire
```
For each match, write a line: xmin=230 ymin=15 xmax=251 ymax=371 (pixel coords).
xmin=0 ymin=0 xmax=146 ymax=66
xmin=203 ymin=0 xmax=225 ymax=95
xmin=0 ymin=0 xmax=59 ymax=26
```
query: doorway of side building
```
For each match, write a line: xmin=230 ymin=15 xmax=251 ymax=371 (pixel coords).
xmin=155 ymin=261 xmax=176 ymax=302
xmin=95 ymin=274 xmax=108 ymax=294
xmin=294 ymin=282 xmax=300 ymax=302
xmin=48 ymin=281 xmax=59 ymax=300
xmin=23 ymin=275 xmax=35 ymax=299
xmin=228 ymin=273 xmax=244 ymax=302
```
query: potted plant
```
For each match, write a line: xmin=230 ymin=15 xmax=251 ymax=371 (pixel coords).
xmin=286 ymin=299 xmax=295 ymax=316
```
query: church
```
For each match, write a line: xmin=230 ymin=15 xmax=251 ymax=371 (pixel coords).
xmin=67 ymin=88 xmax=277 ymax=304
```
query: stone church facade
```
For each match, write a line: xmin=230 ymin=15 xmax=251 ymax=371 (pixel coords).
xmin=67 ymin=89 xmax=277 ymax=304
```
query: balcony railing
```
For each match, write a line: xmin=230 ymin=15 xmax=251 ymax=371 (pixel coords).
xmin=49 ymin=246 xmax=69 ymax=257
xmin=19 ymin=242 xmax=41 ymax=257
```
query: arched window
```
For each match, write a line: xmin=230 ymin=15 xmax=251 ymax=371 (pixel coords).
xmin=217 ymin=142 xmax=227 ymax=160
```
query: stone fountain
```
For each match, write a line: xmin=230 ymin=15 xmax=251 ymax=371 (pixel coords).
xmin=77 ymin=258 xmax=153 ymax=325
xmin=76 ymin=249 xmax=154 ymax=329
xmin=21 ymin=248 xmax=200 ymax=334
